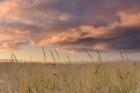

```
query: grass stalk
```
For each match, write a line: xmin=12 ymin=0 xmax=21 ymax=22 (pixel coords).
xmin=42 ymin=47 xmax=47 ymax=62
xmin=84 ymin=48 xmax=94 ymax=62
xmin=66 ymin=54 xmax=70 ymax=62
xmin=54 ymin=48 xmax=61 ymax=62
xmin=96 ymin=48 xmax=102 ymax=63
xmin=12 ymin=52 xmax=18 ymax=62
xmin=49 ymin=48 xmax=55 ymax=62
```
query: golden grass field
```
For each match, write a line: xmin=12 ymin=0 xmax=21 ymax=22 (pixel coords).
xmin=0 ymin=62 xmax=139 ymax=93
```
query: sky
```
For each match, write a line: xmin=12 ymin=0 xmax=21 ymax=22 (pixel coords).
xmin=0 ymin=0 xmax=140 ymax=63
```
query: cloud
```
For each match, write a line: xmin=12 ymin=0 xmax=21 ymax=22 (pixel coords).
xmin=1 ymin=0 xmax=140 ymax=28
xmin=37 ymin=11 xmax=140 ymax=51
xmin=0 ymin=0 xmax=140 ymax=51
xmin=0 ymin=19 xmax=39 ymax=50
xmin=118 ymin=11 xmax=140 ymax=27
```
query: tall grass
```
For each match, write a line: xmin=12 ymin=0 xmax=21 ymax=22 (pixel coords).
xmin=54 ymin=48 xmax=61 ymax=62
xmin=11 ymin=52 xmax=18 ymax=62
xmin=0 ymin=48 xmax=139 ymax=93
xmin=0 ymin=62 xmax=139 ymax=93
xmin=96 ymin=48 xmax=102 ymax=63
xmin=66 ymin=54 xmax=70 ymax=62
xmin=94 ymin=49 xmax=102 ymax=74
xmin=42 ymin=47 xmax=47 ymax=62
xmin=84 ymin=48 xmax=94 ymax=62
xmin=49 ymin=48 xmax=55 ymax=62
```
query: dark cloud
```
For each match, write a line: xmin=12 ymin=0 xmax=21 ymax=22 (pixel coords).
xmin=37 ymin=11 xmax=140 ymax=51
xmin=0 ymin=0 xmax=4 ymax=2
xmin=33 ymin=0 xmax=140 ymax=27
xmin=0 ymin=0 xmax=140 ymax=51
xmin=108 ymin=26 xmax=140 ymax=50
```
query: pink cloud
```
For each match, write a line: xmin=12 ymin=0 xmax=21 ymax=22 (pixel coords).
xmin=0 ymin=0 xmax=140 ymax=51
xmin=118 ymin=11 xmax=140 ymax=27
xmin=37 ymin=11 xmax=140 ymax=51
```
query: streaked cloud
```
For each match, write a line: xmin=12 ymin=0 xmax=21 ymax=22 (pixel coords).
xmin=0 ymin=0 xmax=140 ymax=51
xmin=37 ymin=12 xmax=140 ymax=51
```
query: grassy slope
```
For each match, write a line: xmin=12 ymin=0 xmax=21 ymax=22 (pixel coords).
xmin=0 ymin=62 xmax=139 ymax=93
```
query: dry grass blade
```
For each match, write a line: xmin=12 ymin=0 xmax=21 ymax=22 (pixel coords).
xmin=11 ymin=54 xmax=14 ymax=63
xmin=66 ymin=55 xmax=70 ymax=62
xmin=49 ymin=48 xmax=55 ymax=62
xmin=120 ymin=50 xmax=129 ymax=71
xmin=120 ymin=50 xmax=127 ymax=64
xmin=96 ymin=48 xmax=102 ymax=63
xmin=12 ymin=52 xmax=18 ymax=62
xmin=54 ymin=48 xmax=61 ymax=62
xmin=42 ymin=47 xmax=47 ymax=62
xmin=94 ymin=48 xmax=102 ymax=74
xmin=84 ymin=48 xmax=93 ymax=62
xmin=95 ymin=64 xmax=101 ymax=74
xmin=124 ymin=51 xmax=130 ymax=63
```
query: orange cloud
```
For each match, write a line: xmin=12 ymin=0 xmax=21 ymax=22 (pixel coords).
xmin=0 ymin=42 xmax=20 ymax=51
xmin=37 ymin=11 xmax=140 ymax=51
xmin=0 ymin=0 xmax=73 ymax=26
xmin=92 ymin=43 xmax=110 ymax=50
xmin=0 ymin=0 xmax=140 ymax=51
xmin=118 ymin=11 xmax=140 ymax=27
xmin=37 ymin=25 xmax=113 ymax=47
xmin=0 ymin=25 xmax=34 ymax=50
xmin=0 ymin=0 xmax=26 ymax=23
